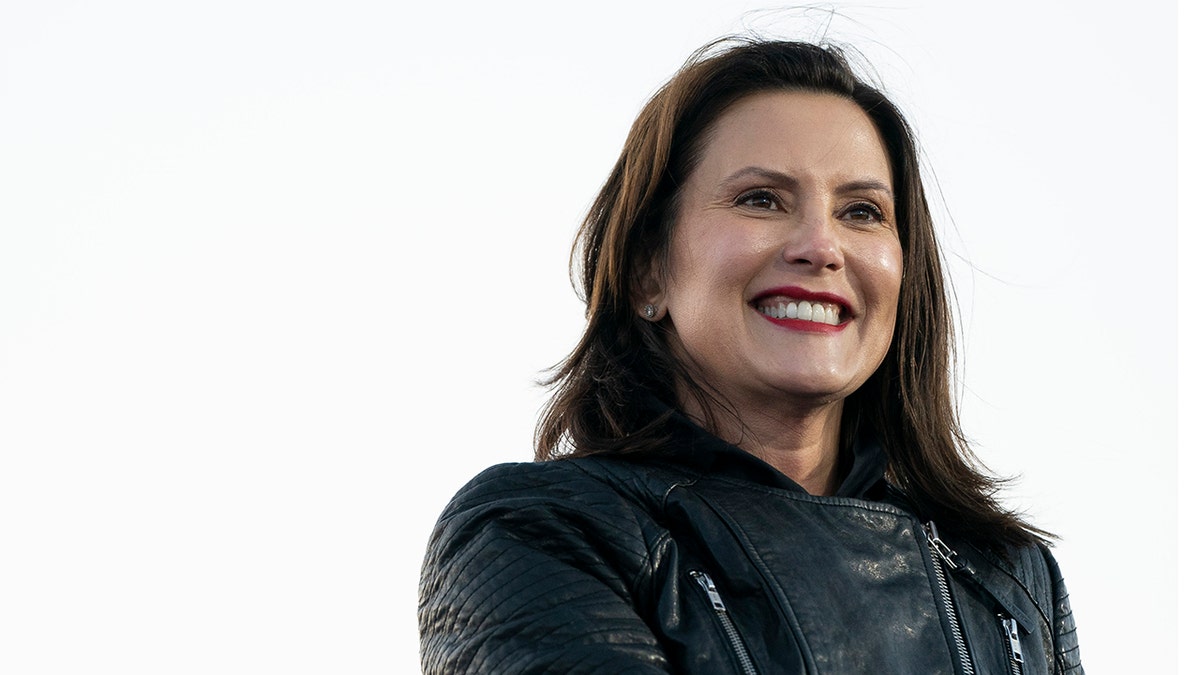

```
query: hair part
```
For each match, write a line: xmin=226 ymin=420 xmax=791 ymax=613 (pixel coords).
xmin=535 ymin=37 xmax=1050 ymax=549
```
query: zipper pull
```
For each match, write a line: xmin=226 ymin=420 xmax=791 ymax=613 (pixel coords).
xmin=1001 ymin=615 xmax=1025 ymax=669
xmin=924 ymin=521 xmax=962 ymax=571
xmin=690 ymin=570 xmax=727 ymax=612
xmin=689 ymin=570 xmax=759 ymax=675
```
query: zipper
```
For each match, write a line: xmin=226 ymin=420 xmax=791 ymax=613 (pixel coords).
xmin=925 ymin=521 xmax=1031 ymax=675
xmin=689 ymin=570 xmax=759 ymax=675
xmin=924 ymin=521 xmax=975 ymax=675
xmin=999 ymin=614 xmax=1025 ymax=675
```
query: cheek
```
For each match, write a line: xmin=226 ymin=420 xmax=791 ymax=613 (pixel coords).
xmin=867 ymin=240 xmax=904 ymax=311
xmin=668 ymin=226 xmax=775 ymax=300
xmin=857 ymin=240 xmax=903 ymax=374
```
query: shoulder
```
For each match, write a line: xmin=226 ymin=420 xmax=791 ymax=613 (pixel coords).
xmin=970 ymin=541 xmax=1065 ymax=618
xmin=444 ymin=457 xmax=642 ymax=504
xmin=422 ymin=457 xmax=680 ymax=588
xmin=1008 ymin=544 xmax=1083 ymax=673
xmin=436 ymin=460 xmax=594 ymax=513
xmin=962 ymin=540 xmax=1084 ymax=673
xmin=419 ymin=458 xmax=678 ymax=673
xmin=434 ymin=456 xmax=683 ymax=534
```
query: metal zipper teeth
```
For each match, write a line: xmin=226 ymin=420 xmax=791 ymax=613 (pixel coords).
xmin=689 ymin=571 xmax=759 ymax=675
xmin=1000 ymin=614 xmax=1025 ymax=675
xmin=925 ymin=522 xmax=975 ymax=675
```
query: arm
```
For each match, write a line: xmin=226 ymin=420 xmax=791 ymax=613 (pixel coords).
xmin=418 ymin=462 xmax=672 ymax=674
xmin=1040 ymin=547 xmax=1084 ymax=675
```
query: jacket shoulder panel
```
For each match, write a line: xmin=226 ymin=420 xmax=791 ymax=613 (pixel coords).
xmin=1039 ymin=546 xmax=1084 ymax=674
xmin=418 ymin=460 xmax=674 ymax=674
xmin=963 ymin=541 xmax=1084 ymax=675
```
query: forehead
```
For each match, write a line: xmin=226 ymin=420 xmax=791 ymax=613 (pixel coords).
xmin=692 ymin=90 xmax=893 ymax=187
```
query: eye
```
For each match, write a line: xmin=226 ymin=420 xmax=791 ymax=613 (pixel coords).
xmin=735 ymin=189 xmax=782 ymax=211
xmin=841 ymin=201 xmax=885 ymax=224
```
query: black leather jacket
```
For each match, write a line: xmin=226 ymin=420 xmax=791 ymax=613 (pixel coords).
xmin=419 ymin=412 xmax=1083 ymax=674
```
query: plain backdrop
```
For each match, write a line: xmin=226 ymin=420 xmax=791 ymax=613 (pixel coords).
xmin=0 ymin=1 xmax=1185 ymax=672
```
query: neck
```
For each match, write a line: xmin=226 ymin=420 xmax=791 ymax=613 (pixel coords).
xmin=683 ymin=393 xmax=846 ymax=496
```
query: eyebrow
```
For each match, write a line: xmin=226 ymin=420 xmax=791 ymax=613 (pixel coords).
xmin=718 ymin=166 xmax=798 ymax=191
xmin=836 ymin=179 xmax=894 ymax=200
xmin=718 ymin=166 xmax=894 ymax=200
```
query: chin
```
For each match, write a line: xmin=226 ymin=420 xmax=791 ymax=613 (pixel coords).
xmin=764 ymin=377 xmax=860 ymax=407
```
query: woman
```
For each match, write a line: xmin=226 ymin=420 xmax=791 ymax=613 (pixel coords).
xmin=419 ymin=38 xmax=1083 ymax=674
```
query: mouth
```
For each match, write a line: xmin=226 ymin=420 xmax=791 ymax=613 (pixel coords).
xmin=750 ymin=287 xmax=852 ymax=328
xmin=754 ymin=299 xmax=843 ymax=325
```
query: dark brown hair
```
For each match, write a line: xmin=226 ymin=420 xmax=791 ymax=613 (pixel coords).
xmin=535 ymin=38 xmax=1047 ymax=547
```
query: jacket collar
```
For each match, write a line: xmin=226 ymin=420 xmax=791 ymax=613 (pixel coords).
xmin=639 ymin=395 xmax=889 ymax=500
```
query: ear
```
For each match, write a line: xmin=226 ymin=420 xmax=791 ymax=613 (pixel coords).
xmin=634 ymin=256 xmax=668 ymax=322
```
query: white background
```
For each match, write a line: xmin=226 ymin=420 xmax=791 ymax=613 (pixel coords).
xmin=0 ymin=1 xmax=1184 ymax=672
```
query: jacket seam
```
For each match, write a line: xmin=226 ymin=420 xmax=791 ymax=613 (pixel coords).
xmin=690 ymin=491 xmax=822 ymax=673
xmin=964 ymin=542 xmax=1054 ymax=632
xmin=701 ymin=474 xmax=914 ymax=517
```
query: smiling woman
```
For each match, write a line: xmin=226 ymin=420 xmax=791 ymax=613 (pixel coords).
xmin=651 ymin=91 xmax=903 ymax=492
xmin=418 ymin=38 xmax=1084 ymax=674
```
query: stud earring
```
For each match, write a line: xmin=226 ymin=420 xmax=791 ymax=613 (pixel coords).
xmin=642 ymin=304 xmax=657 ymax=318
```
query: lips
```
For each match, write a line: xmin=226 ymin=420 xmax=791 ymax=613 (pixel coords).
xmin=750 ymin=287 xmax=852 ymax=327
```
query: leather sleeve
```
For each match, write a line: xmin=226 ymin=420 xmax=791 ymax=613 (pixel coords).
xmin=418 ymin=462 xmax=672 ymax=674
xmin=1041 ymin=547 xmax=1084 ymax=674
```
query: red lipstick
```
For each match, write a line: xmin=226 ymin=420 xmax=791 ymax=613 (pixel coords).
xmin=750 ymin=286 xmax=852 ymax=333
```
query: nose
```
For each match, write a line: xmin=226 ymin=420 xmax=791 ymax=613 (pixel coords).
xmin=781 ymin=210 xmax=844 ymax=272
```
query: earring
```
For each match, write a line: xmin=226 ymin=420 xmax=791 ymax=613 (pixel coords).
xmin=642 ymin=304 xmax=657 ymax=318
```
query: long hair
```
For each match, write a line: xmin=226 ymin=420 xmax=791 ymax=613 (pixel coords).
xmin=535 ymin=38 xmax=1047 ymax=547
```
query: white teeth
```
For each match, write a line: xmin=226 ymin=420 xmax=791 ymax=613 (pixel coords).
xmin=756 ymin=300 xmax=842 ymax=326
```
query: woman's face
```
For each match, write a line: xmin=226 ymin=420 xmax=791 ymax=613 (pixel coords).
xmin=655 ymin=90 xmax=903 ymax=414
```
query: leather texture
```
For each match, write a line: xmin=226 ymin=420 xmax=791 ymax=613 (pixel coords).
xmin=419 ymin=417 xmax=1084 ymax=674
